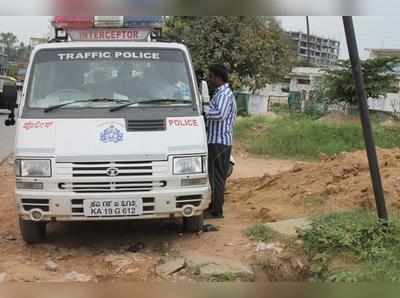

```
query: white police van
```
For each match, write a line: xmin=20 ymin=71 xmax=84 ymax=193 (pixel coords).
xmin=5 ymin=17 xmax=212 ymax=243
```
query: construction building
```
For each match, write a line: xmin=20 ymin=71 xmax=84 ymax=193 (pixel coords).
xmin=288 ymin=31 xmax=340 ymax=66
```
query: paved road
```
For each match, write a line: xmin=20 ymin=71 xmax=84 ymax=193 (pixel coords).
xmin=0 ymin=113 xmax=15 ymax=161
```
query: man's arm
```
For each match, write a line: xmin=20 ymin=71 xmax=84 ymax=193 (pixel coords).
xmin=206 ymin=93 xmax=231 ymax=121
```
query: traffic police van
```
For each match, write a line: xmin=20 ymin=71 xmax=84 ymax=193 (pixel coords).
xmin=4 ymin=16 xmax=211 ymax=243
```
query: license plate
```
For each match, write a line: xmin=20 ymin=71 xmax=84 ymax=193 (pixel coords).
xmin=83 ymin=199 xmax=143 ymax=217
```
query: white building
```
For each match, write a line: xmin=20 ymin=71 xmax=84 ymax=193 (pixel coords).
xmin=366 ymin=48 xmax=400 ymax=114
xmin=288 ymin=67 xmax=326 ymax=100
xmin=367 ymin=48 xmax=400 ymax=59
xmin=247 ymin=67 xmax=327 ymax=114
xmin=288 ymin=31 xmax=340 ymax=66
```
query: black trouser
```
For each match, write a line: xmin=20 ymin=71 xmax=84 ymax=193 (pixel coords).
xmin=208 ymin=144 xmax=232 ymax=215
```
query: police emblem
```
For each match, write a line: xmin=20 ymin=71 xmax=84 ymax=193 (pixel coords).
xmin=100 ymin=125 xmax=124 ymax=143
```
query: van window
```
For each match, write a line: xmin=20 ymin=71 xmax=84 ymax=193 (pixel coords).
xmin=26 ymin=48 xmax=194 ymax=109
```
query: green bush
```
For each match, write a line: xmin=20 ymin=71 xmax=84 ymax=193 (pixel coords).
xmin=245 ymin=224 xmax=274 ymax=242
xmin=234 ymin=115 xmax=400 ymax=160
xmin=301 ymin=210 xmax=400 ymax=282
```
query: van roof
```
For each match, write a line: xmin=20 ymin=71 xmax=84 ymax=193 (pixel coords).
xmin=33 ymin=41 xmax=188 ymax=52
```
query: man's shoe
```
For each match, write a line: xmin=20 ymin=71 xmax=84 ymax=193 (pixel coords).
xmin=204 ymin=210 xmax=224 ymax=219
xmin=211 ymin=212 xmax=224 ymax=219
xmin=204 ymin=211 xmax=215 ymax=219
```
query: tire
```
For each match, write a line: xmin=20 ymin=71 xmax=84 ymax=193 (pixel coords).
xmin=19 ymin=219 xmax=47 ymax=244
xmin=183 ymin=214 xmax=204 ymax=233
xmin=226 ymin=162 xmax=234 ymax=178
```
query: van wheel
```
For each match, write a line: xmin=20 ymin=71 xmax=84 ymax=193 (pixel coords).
xmin=183 ymin=214 xmax=204 ymax=233
xmin=19 ymin=219 xmax=47 ymax=244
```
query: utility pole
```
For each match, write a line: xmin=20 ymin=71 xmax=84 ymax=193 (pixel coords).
xmin=306 ymin=16 xmax=311 ymax=65
xmin=342 ymin=16 xmax=388 ymax=221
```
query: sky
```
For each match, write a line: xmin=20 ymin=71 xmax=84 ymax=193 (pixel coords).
xmin=1 ymin=16 xmax=400 ymax=59
xmin=279 ymin=16 xmax=400 ymax=59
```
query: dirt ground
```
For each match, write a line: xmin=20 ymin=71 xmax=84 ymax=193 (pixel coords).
xmin=228 ymin=148 xmax=400 ymax=222
xmin=2 ymin=146 xmax=399 ymax=282
xmin=0 ymin=153 xmax=297 ymax=282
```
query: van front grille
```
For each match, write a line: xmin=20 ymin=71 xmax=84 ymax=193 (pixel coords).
xmin=71 ymin=161 xmax=153 ymax=178
xmin=126 ymin=120 xmax=165 ymax=132
xmin=56 ymin=161 xmax=169 ymax=178
xmin=59 ymin=180 xmax=166 ymax=193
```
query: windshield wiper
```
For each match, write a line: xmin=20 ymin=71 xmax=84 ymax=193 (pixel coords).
xmin=44 ymin=98 xmax=130 ymax=113
xmin=110 ymin=99 xmax=191 ymax=112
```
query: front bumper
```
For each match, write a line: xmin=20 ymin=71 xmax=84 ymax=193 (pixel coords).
xmin=16 ymin=186 xmax=210 ymax=222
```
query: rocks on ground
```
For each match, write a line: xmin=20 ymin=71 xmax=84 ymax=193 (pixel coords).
xmin=45 ymin=260 xmax=58 ymax=272
xmin=199 ymin=263 xmax=253 ymax=280
xmin=292 ymin=164 xmax=303 ymax=173
xmin=4 ymin=233 xmax=16 ymax=241
xmin=256 ymin=242 xmax=284 ymax=254
xmin=155 ymin=258 xmax=186 ymax=277
xmin=104 ymin=254 xmax=135 ymax=274
xmin=255 ymin=243 xmax=309 ymax=281
xmin=266 ymin=218 xmax=311 ymax=237
xmin=185 ymin=255 xmax=254 ymax=281
xmin=64 ymin=271 xmax=92 ymax=282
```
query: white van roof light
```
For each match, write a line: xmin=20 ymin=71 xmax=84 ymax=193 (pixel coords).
xmin=51 ymin=16 xmax=164 ymax=43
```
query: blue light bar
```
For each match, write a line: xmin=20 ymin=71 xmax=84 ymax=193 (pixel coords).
xmin=123 ymin=16 xmax=164 ymax=28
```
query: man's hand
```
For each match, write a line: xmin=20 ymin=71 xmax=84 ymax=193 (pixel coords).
xmin=203 ymin=104 xmax=210 ymax=115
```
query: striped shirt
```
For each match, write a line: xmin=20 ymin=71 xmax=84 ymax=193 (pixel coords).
xmin=206 ymin=83 xmax=237 ymax=145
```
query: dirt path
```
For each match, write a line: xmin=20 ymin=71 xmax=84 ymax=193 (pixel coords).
xmin=0 ymin=155 xmax=296 ymax=282
xmin=232 ymin=155 xmax=296 ymax=179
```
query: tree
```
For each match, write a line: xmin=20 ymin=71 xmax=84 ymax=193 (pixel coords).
xmin=16 ymin=42 xmax=32 ymax=62
xmin=164 ymin=17 xmax=296 ymax=92
xmin=0 ymin=32 xmax=18 ymax=58
xmin=320 ymin=57 xmax=400 ymax=105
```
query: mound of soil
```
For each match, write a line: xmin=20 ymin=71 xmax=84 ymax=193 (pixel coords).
xmin=227 ymin=148 xmax=400 ymax=222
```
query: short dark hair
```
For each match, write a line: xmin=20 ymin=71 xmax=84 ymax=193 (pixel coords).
xmin=209 ymin=64 xmax=229 ymax=83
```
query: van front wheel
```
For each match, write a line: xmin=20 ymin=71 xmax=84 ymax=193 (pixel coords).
xmin=183 ymin=214 xmax=204 ymax=233
xmin=19 ymin=219 xmax=47 ymax=244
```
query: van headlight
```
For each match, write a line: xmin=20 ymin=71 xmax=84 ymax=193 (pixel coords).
xmin=173 ymin=156 xmax=206 ymax=175
xmin=15 ymin=159 xmax=52 ymax=177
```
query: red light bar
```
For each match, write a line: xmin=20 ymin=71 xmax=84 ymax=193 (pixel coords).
xmin=52 ymin=16 xmax=94 ymax=29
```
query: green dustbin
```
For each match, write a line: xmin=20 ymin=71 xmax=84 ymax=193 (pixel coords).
xmin=234 ymin=92 xmax=250 ymax=116
xmin=288 ymin=91 xmax=302 ymax=111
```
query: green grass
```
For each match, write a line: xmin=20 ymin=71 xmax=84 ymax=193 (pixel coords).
xmin=208 ymin=273 xmax=239 ymax=282
xmin=245 ymin=224 xmax=274 ymax=242
xmin=301 ymin=210 xmax=400 ymax=282
xmin=234 ymin=114 xmax=400 ymax=160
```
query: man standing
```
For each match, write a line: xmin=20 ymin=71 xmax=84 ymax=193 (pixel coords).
xmin=205 ymin=64 xmax=237 ymax=218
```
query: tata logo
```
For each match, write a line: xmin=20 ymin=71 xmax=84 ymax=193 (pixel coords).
xmin=106 ymin=167 xmax=119 ymax=177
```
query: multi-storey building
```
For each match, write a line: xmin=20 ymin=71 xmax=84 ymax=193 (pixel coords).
xmin=288 ymin=31 xmax=340 ymax=66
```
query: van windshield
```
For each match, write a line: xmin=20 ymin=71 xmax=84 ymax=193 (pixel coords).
xmin=26 ymin=48 xmax=194 ymax=109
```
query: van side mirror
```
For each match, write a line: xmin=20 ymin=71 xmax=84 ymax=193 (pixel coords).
xmin=1 ymin=85 xmax=18 ymax=110
xmin=2 ymin=85 xmax=18 ymax=126
xmin=200 ymin=80 xmax=210 ymax=104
